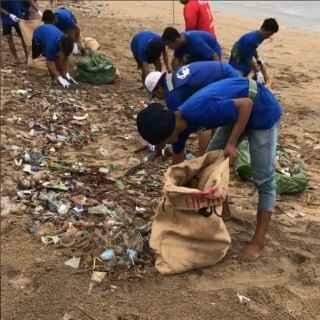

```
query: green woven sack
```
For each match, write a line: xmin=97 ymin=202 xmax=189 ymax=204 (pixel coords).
xmin=75 ymin=52 xmax=116 ymax=85
xmin=235 ymin=140 xmax=308 ymax=194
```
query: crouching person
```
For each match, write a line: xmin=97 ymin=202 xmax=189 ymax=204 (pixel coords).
xmin=32 ymin=21 xmax=77 ymax=88
xmin=136 ymin=78 xmax=282 ymax=259
xmin=131 ymin=31 xmax=169 ymax=83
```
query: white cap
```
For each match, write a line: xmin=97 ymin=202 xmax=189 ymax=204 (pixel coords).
xmin=144 ymin=71 xmax=163 ymax=93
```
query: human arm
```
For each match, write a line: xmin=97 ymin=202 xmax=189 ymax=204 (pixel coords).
xmin=162 ymin=47 xmax=171 ymax=72
xmin=141 ymin=62 xmax=149 ymax=82
xmin=224 ymin=98 xmax=253 ymax=159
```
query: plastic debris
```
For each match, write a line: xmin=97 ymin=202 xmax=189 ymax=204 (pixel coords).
xmin=127 ymin=249 xmax=138 ymax=265
xmin=115 ymin=179 xmax=125 ymax=191
xmin=91 ymin=271 xmax=106 ymax=283
xmin=41 ymin=235 xmax=60 ymax=245
xmin=237 ymin=293 xmax=251 ymax=304
xmin=73 ymin=113 xmax=88 ymax=121
xmin=135 ymin=206 xmax=146 ymax=213
xmin=64 ymin=257 xmax=81 ymax=269
xmin=88 ymin=204 xmax=113 ymax=216
xmin=100 ymin=249 xmax=115 ymax=261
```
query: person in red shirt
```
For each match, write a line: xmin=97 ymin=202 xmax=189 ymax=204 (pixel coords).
xmin=180 ymin=0 xmax=217 ymax=37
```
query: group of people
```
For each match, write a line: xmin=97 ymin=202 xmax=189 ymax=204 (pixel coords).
xmin=1 ymin=0 xmax=282 ymax=259
xmin=132 ymin=0 xmax=281 ymax=259
xmin=1 ymin=0 xmax=80 ymax=87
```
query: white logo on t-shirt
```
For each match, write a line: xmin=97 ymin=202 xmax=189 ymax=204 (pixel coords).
xmin=176 ymin=65 xmax=191 ymax=80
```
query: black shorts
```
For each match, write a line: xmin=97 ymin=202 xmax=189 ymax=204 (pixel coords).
xmin=2 ymin=23 xmax=22 ymax=37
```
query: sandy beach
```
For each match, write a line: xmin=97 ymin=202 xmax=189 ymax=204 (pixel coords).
xmin=1 ymin=1 xmax=320 ymax=319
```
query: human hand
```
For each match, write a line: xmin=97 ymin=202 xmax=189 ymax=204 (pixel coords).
xmin=57 ymin=76 xmax=71 ymax=88
xmin=224 ymin=143 xmax=238 ymax=160
xmin=65 ymin=73 xmax=78 ymax=85
xmin=256 ymin=71 xmax=265 ymax=84
xmin=72 ymin=43 xmax=80 ymax=55
xmin=9 ymin=14 xmax=19 ymax=23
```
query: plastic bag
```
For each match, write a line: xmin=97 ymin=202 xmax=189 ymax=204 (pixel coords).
xmin=75 ymin=52 xmax=116 ymax=85
xmin=235 ymin=140 xmax=308 ymax=194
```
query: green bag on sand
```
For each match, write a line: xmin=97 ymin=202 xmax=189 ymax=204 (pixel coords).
xmin=235 ymin=140 xmax=308 ymax=194
xmin=75 ymin=52 xmax=116 ymax=85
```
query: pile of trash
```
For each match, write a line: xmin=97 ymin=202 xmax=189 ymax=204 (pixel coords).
xmin=14 ymin=147 xmax=154 ymax=278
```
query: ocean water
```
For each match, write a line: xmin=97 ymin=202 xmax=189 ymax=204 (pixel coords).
xmin=212 ymin=1 xmax=320 ymax=32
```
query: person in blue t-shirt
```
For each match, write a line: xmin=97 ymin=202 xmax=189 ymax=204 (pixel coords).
xmin=161 ymin=27 xmax=222 ymax=71
xmin=0 ymin=0 xmax=39 ymax=63
xmin=32 ymin=10 xmax=76 ymax=88
xmin=145 ymin=61 xmax=240 ymax=111
xmin=137 ymin=77 xmax=282 ymax=259
xmin=229 ymin=18 xmax=279 ymax=83
xmin=54 ymin=7 xmax=81 ymax=54
xmin=144 ymin=61 xmax=240 ymax=154
xmin=131 ymin=31 xmax=170 ymax=84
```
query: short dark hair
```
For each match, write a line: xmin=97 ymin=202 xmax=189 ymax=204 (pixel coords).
xmin=261 ymin=18 xmax=279 ymax=33
xmin=146 ymin=39 xmax=164 ymax=63
xmin=42 ymin=9 xmax=55 ymax=24
xmin=136 ymin=103 xmax=176 ymax=145
xmin=162 ymin=27 xmax=181 ymax=43
xmin=60 ymin=36 xmax=74 ymax=57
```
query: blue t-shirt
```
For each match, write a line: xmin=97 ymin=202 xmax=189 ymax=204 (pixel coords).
xmin=33 ymin=24 xmax=64 ymax=61
xmin=131 ymin=31 xmax=163 ymax=64
xmin=174 ymin=31 xmax=222 ymax=63
xmin=229 ymin=31 xmax=264 ymax=76
xmin=163 ymin=61 xmax=240 ymax=111
xmin=1 ymin=0 xmax=26 ymax=25
xmin=173 ymin=78 xmax=282 ymax=153
xmin=54 ymin=8 xmax=77 ymax=32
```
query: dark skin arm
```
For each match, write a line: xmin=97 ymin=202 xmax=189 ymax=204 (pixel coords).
xmin=224 ymin=98 xmax=253 ymax=160
xmin=141 ymin=62 xmax=149 ymax=83
xmin=172 ymin=151 xmax=185 ymax=164
xmin=162 ymin=48 xmax=171 ymax=72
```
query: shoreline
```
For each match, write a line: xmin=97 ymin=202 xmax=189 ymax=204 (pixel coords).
xmin=212 ymin=1 xmax=320 ymax=33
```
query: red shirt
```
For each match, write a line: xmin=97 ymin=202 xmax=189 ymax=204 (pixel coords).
xmin=183 ymin=0 xmax=217 ymax=37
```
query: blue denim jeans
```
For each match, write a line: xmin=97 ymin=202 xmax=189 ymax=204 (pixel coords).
xmin=207 ymin=123 xmax=279 ymax=212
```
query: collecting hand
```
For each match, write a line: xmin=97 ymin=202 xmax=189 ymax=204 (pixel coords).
xmin=57 ymin=76 xmax=71 ymax=88
xmin=9 ymin=14 xmax=19 ymax=23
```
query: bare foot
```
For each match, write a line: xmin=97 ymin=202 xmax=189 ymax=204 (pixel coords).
xmin=241 ymin=242 xmax=264 ymax=260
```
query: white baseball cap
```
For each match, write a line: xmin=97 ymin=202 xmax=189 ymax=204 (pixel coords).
xmin=144 ymin=71 xmax=164 ymax=93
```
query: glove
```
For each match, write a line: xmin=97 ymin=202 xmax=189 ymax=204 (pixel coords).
xmin=72 ymin=43 xmax=80 ymax=55
xmin=9 ymin=14 xmax=19 ymax=23
xmin=57 ymin=76 xmax=71 ymax=88
xmin=256 ymin=71 xmax=265 ymax=84
xmin=257 ymin=58 xmax=264 ymax=65
xmin=65 ymin=73 xmax=78 ymax=85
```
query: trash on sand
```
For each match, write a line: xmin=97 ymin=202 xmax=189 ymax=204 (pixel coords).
xmin=237 ymin=293 xmax=251 ymax=304
xmin=88 ymin=204 xmax=113 ymax=216
xmin=127 ymin=249 xmax=138 ymax=265
xmin=70 ymin=204 xmax=85 ymax=217
xmin=115 ymin=179 xmax=125 ymax=191
xmin=135 ymin=206 xmax=146 ymax=213
xmin=41 ymin=235 xmax=60 ymax=245
xmin=42 ymin=181 xmax=69 ymax=192
xmin=73 ymin=113 xmax=88 ymax=121
xmin=64 ymin=257 xmax=81 ymax=269
xmin=100 ymin=249 xmax=115 ymax=261
xmin=91 ymin=271 xmax=106 ymax=283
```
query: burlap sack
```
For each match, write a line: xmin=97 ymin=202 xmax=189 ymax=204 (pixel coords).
xmin=150 ymin=151 xmax=231 ymax=274
xmin=19 ymin=19 xmax=42 ymax=47
xmin=83 ymin=37 xmax=100 ymax=51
